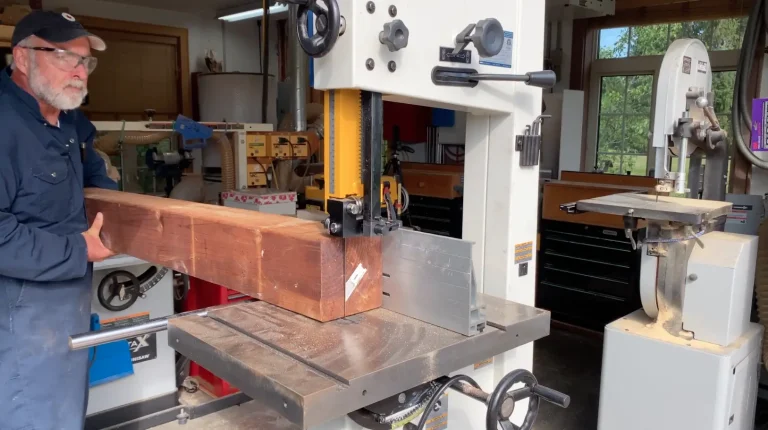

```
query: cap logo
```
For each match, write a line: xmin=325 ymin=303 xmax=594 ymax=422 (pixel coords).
xmin=62 ymin=12 xmax=76 ymax=22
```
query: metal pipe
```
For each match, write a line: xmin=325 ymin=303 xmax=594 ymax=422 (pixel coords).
xmin=69 ymin=308 xmax=210 ymax=351
xmin=674 ymin=137 xmax=689 ymax=195
xmin=289 ymin=4 xmax=308 ymax=131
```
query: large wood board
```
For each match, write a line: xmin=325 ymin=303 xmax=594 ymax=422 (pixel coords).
xmin=85 ymin=189 xmax=381 ymax=322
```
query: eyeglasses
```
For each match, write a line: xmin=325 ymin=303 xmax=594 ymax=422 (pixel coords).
xmin=21 ymin=46 xmax=98 ymax=75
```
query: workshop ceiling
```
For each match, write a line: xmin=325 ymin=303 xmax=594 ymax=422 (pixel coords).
xmin=103 ymin=0 xmax=254 ymax=14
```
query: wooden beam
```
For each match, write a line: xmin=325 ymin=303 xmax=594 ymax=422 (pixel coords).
xmin=589 ymin=0 xmax=754 ymax=29
xmin=84 ymin=189 xmax=382 ymax=322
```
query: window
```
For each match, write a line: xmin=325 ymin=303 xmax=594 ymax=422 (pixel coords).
xmin=598 ymin=18 xmax=747 ymax=60
xmin=595 ymin=75 xmax=653 ymax=175
xmin=586 ymin=17 xmax=747 ymax=176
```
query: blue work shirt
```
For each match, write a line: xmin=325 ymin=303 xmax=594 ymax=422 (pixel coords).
xmin=0 ymin=65 xmax=118 ymax=430
xmin=0 ymin=66 xmax=117 ymax=281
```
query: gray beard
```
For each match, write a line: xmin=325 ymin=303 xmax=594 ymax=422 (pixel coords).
xmin=27 ymin=59 xmax=88 ymax=111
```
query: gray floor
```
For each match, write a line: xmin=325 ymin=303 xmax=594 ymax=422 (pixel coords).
xmin=151 ymin=325 xmax=606 ymax=430
xmin=532 ymin=325 xmax=604 ymax=430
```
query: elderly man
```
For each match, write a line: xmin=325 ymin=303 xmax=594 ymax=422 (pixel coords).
xmin=0 ymin=10 xmax=117 ymax=429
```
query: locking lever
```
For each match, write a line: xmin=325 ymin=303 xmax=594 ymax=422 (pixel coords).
xmin=432 ymin=67 xmax=557 ymax=89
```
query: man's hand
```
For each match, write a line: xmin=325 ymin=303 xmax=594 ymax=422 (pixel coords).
xmin=82 ymin=212 xmax=115 ymax=262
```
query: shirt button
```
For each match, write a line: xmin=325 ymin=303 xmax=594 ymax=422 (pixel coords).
xmin=51 ymin=172 xmax=57 ymax=178
xmin=69 ymin=138 xmax=75 ymax=144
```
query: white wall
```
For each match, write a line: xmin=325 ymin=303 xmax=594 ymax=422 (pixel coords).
xmin=546 ymin=17 xmax=573 ymax=93
xmin=223 ymin=18 xmax=280 ymax=76
xmin=43 ymin=0 xmax=279 ymax=76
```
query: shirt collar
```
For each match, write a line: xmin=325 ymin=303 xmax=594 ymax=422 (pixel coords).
xmin=1 ymin=66 xmax=69 ymax=125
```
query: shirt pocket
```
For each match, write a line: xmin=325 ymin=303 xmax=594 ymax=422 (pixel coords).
xmin=28 ymin=157 xmax=74 ymax=221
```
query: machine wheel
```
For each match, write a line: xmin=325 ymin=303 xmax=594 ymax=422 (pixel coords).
xmin=97 ymin=270 xmax=141 ymax=312
xmin=486 ymin=369 xmax=540 ymax=430
xmin=296 ymin=0 xmax=341 ymax=58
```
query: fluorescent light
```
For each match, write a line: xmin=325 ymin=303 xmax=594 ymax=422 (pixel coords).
xmin=218 ymin=3 xmax=290 ymax=22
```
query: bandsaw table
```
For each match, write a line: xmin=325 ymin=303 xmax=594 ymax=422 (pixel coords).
xmin=168 ymin=294 xmax=550 ymax=429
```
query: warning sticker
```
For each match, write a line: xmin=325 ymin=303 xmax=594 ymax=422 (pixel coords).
xmin=727 ymin=204 xmax=752 ymax=225
xmin=474 ymin=357 xmax=493 ymax=370
xmin=480 ymin=31 xmax=513 ymax=69
xmin=514 ymin=241 xmax=534 ymax=264
xmin=101 ymin=312 xmax=157 ymax=364
xmin=697 ymin=60 xmax=708 ymax=74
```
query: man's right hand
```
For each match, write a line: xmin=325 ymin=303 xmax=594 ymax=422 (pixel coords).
xmin=82 ymin=212 xmax=115 ymax=262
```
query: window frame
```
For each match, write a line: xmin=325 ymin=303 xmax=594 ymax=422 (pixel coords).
xmin=585 ymin=42 xmax=740 ymax=175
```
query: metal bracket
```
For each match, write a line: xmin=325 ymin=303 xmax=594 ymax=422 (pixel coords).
xmin=559 ymin=203 xmax=584 ymax=214
xmin=515 ymin=115 xmax=550 ymax=167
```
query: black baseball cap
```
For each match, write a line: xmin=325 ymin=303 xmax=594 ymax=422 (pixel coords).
xmin=11 ymin=11 xmax=106 ymax=51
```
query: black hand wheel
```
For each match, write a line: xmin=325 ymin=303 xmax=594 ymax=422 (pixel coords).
xmin=487 ymin=369 xmax=539 ymax=430
xmin=296 ymin=0 xmax=341 ymax=58
xmin=97 ymin=270 xmax=141 ymax=312
xmin=487 ymin=369 xmax=570 ymax=430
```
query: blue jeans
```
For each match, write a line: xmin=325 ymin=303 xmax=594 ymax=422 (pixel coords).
xmin=0 ymin=274 xmax=92 ymax=430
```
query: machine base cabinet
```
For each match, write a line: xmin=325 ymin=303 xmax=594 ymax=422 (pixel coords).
xmin=87 ymin=257 xmax=176 ymax=418
xmin=597 ymin=310 xmax=763 ymax=430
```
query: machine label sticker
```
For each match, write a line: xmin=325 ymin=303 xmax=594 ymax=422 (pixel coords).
xmin=752 ymin=99 xmax=768 ymax=151
xmin=345 ymin=263 xmax=368 ymax=301
xmin=479 ymin=31 xmax=513 ymax=69
xmin=727 ymin=205 xmax=752 ymax=225
xmin=474 ymin=357 xmax=493 ymax=370
xmin=439 ymin=47 xmax=472 ymax=64
xmin=514 ymin=241 xmax=534 ymax=264
xmin=101 ymin=312 xmax=158 ymax=364
xmin=682 ymin=56 xmax=692 ymax=74
xmin=697 ymin=60 xmax=708 ymax=74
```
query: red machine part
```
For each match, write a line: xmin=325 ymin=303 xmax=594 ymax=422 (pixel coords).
xmin=183 ymin=277 xmax=251 ymax=397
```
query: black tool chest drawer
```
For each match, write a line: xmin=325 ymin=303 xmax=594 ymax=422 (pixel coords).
xmin=536 ymin=220 xmax=644 ymax=331
xmin=404 ymin=195 xmax=463 ymax=239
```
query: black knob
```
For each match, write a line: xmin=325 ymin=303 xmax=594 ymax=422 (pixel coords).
xmin=471 ymin=18 xmax=504 ymax=58
xmin=295 ymin=0 xmax=341 ymax=58
xmin=525 ymin=70 xmax=557 ymax=89
xmin=379 ymin=19 xmax=409 ymax=52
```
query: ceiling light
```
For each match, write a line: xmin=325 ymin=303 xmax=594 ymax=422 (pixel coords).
xmin=218 ymin=3 xmax=290 ymax=22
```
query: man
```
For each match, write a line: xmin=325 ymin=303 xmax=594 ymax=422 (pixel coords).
xmin=0 ymin=10 xmax=118 ymax=429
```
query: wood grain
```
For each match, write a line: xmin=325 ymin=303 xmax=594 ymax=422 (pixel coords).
xmin=560 ymin=171 xmax=658 ymax=188
xmin=542 ymin=181 xmax=653 ymax=229
xmin=85 ymin=189 xmax=381 ymax=321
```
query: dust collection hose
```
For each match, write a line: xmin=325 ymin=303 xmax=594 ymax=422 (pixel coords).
xmin=214 ymin=133 xmax=236 ymax=193
xmin=732 ymin=0 xmax=768 ymax=170
xmin=737 ymin=0 xmax=768 ymax=370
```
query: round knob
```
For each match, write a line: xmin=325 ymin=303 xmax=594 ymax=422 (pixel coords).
xmin=379 ymin=19 xmax=409 ymax=52
xmin=471 ymin=18 xmax=503 ymax=58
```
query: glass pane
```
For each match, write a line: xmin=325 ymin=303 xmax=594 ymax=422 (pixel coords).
xmin=616 ymin=17 xmax=747 ymax=58
xmin=624 ymin=116 xmax=650 ymax=154
xmin=598 ymin=116 xmax=624 ymax=153
xmin=622 ymin=154 xmax=648 ymax=176
xmin=596 ymin=153 xmax=621 ymax=174
xmin=629 ymin=24 xmax=671 ymax=57
xmin=707 ymin=18 xmax=747 ymax=51
xmin=712 ymin=71 xmax=736 ymax=114
xmin=719 ymin=115 xmax=732 ymax=139
xmin=599 ymin=28 xmax=629 ymax=59
xmin=625 ymin=75 xmax=653 ymax=114
xmin=600 ymin=76 xmax=627 ymax=114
